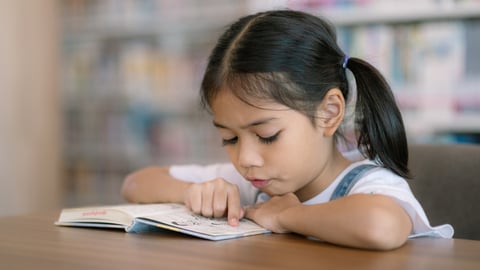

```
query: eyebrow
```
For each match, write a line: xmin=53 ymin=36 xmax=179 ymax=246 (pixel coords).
xmin=213 ymin=117 xmax=277 ymax=130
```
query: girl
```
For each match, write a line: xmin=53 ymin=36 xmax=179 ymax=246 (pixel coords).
xmin=121 ymin=10 xmax=453 ymax=250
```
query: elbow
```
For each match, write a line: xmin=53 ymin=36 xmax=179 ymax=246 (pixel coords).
xmin=361 ymin=224 xmax=408 ymax=251
xmin=359 ymin=207 xmax=411 ymax=250
xmin=121 ymin=173 xmax=139 ymax=203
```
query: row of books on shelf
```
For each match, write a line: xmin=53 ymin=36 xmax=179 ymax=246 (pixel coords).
xmin=395 ymin=86 xmax=480 ymax=114
xmin=62 ymin=19 xmax=479 ymax=111
xmin=337 ymin=20 xmax=477 ymax=87
xmin=423 ymin=131 xmax=480 ymax=144
xmin=61 ymin=0 xmax=480 ymax=22
xmin=64 ymin=106 xmax=227 ymax=166
xmin=62 ymin=38 xmax=206 ymax=111
xmin=61 ymin=0 xmax=245 ymax=34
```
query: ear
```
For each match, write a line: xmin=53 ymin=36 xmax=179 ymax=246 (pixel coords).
xmin=316 ymin=88 xmax=345 ymax=137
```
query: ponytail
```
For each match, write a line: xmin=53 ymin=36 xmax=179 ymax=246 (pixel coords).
xmin=346 ymin=57 xmax=410 ymax=179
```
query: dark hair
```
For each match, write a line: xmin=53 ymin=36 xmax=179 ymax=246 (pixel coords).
xmin=200 ymin=10 xmax=410 ymax=178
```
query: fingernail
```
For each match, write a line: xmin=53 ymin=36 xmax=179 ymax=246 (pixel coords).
xmin=229 ymin=218 xmax=239 ymax=226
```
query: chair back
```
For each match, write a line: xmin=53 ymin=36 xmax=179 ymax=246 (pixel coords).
xmin=408 ymin=143 xmax=480 ymax=240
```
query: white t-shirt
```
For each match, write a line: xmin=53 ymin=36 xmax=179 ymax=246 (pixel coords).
xmin=169 ymin=160 xmax=454 ymax=239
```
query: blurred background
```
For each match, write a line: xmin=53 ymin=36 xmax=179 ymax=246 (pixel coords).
xmin=1 ymin=0 xmax=479 ymax=217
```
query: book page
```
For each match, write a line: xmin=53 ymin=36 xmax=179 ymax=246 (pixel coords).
xmin=108 ymin=203 xmax=184 ymax=217
xmin=139 ymin=207 xmax=269 ymax=238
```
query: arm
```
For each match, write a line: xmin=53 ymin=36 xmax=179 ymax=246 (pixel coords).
xmin=121 ymin=166 xmax=244 ymax=226
xmin=121 ymin=166 xmax=190 ymax=204
xmin=245 ymin=193 xmax=412 ymax=250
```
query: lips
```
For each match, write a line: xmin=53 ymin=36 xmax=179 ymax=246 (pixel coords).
xmin=250 ymin=179 xmax=270 ymax=189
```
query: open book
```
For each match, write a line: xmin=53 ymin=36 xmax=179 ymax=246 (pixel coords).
xmin=55 ymin=203 xmax=269 ymax=241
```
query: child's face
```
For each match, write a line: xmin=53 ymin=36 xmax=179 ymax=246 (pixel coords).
xmin=210 ymin=89 xmax=341 ymax=202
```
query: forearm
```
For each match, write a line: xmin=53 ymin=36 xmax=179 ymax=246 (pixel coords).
xmin=121 ymin=166 xmax=191 ymax=203
xmin=278 ymin=194 xmax=412 ymax=250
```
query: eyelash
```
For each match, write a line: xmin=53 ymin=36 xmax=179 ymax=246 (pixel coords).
xmin=222 ymin=137 xmax=238 ymax=146
xmin=258 ymin=133 xmax=279 ymax=144
xmin=222 ymin=132 xmax=280 ymax=146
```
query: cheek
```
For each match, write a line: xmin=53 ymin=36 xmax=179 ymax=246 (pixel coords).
xmin=263 ymin=138 xmax=303 ymax=167
xmin=224 ymin=146 xmax=244 ymax=168
xmin=223 ymin=146 xmax=236 ymax=160
xmin=277 ymin=130 xmax=325 ymax=164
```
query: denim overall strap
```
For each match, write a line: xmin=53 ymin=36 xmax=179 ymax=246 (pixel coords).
xmin=330 ymin=164 xmax=378 ymax=201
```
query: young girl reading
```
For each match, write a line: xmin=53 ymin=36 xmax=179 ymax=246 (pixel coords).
xmin=121 ymin=10 xmax=453 ymax=250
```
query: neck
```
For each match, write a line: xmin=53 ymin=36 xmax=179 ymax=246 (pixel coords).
xmin=295 ymin=148 xmax=352 ymax=202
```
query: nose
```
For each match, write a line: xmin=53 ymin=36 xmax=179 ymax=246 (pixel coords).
xmin=236 ymin=140 xmax=264 ymax=169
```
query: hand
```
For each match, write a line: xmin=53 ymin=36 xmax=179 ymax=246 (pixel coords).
xmin=245 ymin=193 xmax=301 ymax=233
xmin=184 ymin=178 xmax=244 ymax=226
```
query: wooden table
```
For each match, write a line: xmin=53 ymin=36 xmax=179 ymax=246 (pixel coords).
xmin=0 ymin=211 xmax=479 ymax=270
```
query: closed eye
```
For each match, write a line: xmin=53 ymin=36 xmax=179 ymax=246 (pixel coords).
xmin=222 ymin=137 xmax=238 ymax=146
xmin=222 ymin=132 xmax=280 ymax=146
xmin=258 ymin=132 xmax=280 ymax=144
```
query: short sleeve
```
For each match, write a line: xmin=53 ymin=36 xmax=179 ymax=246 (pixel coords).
xmin=169 ymin=163 xmax=259 ymax=206
xmin=349 ymin=169 xmax=454 ymax=238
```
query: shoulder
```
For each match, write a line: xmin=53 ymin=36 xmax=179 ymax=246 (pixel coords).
xmin=356 ymin=160 xmax=409 ymax=188
xmin=349 ymin=160 xmax=411 ymax=194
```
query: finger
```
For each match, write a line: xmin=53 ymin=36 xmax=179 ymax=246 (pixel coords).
xmin=186 ymin=184 xmax=202 ymax=214
xmin=212 ymin=187 xmax=227 ymax=218
xmin=226 ymin=188 xmax=242 ymax=226
xmin=244 ymin=203 xmax=261 ymax=220
xmin=201 ymin=182 xmax=214 ymax=217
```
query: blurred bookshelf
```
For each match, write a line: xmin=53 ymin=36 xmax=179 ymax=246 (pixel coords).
xmin=307 ymin=0 xmax=480 ymax=143
xmin=60 ymin=0 xmax=244 ymax=206
xmin=60 ymin=0 xmax=480 ymax=206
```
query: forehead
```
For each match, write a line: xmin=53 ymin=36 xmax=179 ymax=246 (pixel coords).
xmin=208 ymin=71 xmax=292 ymax=107
xmin=211 ymin=88 xmax=287 ymax=114
xmin=210 ymin=89 xmax=309 ymax=129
